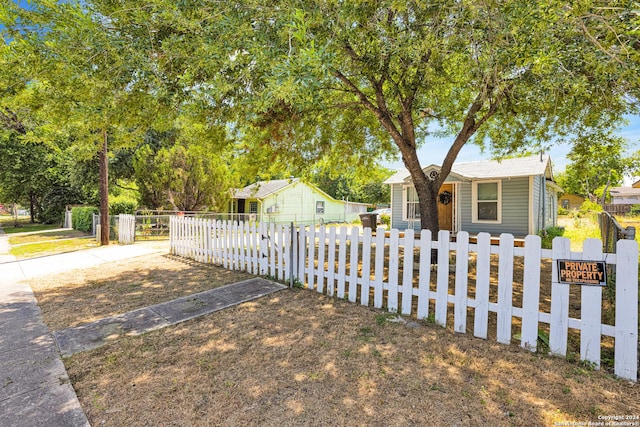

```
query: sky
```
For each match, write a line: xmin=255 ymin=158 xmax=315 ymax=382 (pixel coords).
xmin=381 ymin=115 xmax=640 ymax=185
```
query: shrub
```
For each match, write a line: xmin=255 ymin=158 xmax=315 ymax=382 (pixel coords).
xmin=539 ymin=226 xmax=565 ymax=249
xmin=109 ymin=197 xmax=137 ymax=216
xmin=629 ymin=204 xmax=640 ymax=216
xmin=71 ymin=206 xmax=98 ymax=233
xmin=578 ymin=200 xmax=603 ymax=215
xmin=557 ymin=207 xmax=569 ymax=216
xmin=380 ymin=213 xmax=391 ymax=227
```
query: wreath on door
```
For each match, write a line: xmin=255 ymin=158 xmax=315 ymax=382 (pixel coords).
xmin=439 ymin=191 xmax=452 ymax=205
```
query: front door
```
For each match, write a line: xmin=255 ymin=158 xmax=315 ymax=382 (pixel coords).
xmin=438 ymin=184 xmax=453 ymax=231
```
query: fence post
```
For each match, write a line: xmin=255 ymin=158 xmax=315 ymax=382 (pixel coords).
xmin=625 ymin=226 xmax=636 ymax=241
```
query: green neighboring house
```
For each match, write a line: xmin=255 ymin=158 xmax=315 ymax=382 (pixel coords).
xmin=230 ymin=178 xmax=368 ymax=225
xmin=384 ymin=155 xmax=561 ymax=236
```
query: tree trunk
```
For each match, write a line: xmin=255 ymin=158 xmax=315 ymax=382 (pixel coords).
xmin=99 ymin=129 xmax=109 ymax=245
xmin=600 ymin=170 xmax=612 ymax=206
xmin=29 ymin=191 xmax=35 ymax=223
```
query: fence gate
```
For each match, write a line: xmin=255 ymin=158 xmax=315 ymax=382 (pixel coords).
xmin=118 ymin=214 xmax=136 ymax=244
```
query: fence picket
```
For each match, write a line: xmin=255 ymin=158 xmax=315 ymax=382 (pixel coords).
xmin=297 ymin=226 xmax=306 ymax=285
xmin=417 ymin=229 xmax=432 ymax=320
xmin=277 ymin=226 xmax=284 ymax=280
xmin=581 ymin=238 xmax=604 ymax=367
xmin=497 ymin=233 xmax=514 ymax=344
xmin=337 ymin=226 xmax=348 ymax=299
xmin=316 ymin=227 xmax=325 ymax=293
xmin=269 ymin=223 xmax=276 ymax=277
xmin=550 ymin=237 xmax=571 ymax=356
xmin=615 ymin=239 xmax=639 ymax=380
xmin=251 ymin=222 xmax=259 ymax=274
xmin=307 ymin=227 xmax=316 ymax=291
xmin=360 ymin=228 xmax=372 ymax=306
xmin=348 ymin=227 xmax=359 ymax=303
xmin=435 ymin=230 xmax=450 ymax=326
xmin=327 ymin=227 xmax=337 ymax=297
xmin=373 ymin=227 xmax=385 ymax=309
xmin=454 ymin=231 xmax=469 ymax=333
xmin=387 ymin=229 xmax=400 ymax=313
xmin=474 ymin=233 xmax=491 ymax=339
xmin=521 ymin=235 xmax=541 ymax=351
xmin=259 ymin=223 xmax=268 ymax=275
xmin=401 ymin=229 xmax=415 ymax=316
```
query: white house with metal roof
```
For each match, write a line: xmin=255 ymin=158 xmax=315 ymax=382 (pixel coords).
xmin=230 ymin=178 xmax=368 ymax=225
xmin=384 ymin=155 xmax=561 ymax=236
xmin=609 ymin=187 xmax=640 ymax=205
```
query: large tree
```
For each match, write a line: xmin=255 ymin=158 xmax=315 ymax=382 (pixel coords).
xmin=211 ymin=1 xmax=638 ymax=231
xmin=556 ymin=131 xmax=640 ymax=203
xmin=4 ymin=1 xmax=639 ymax=234
xmin=1 ymin=1 xmax=164 ymax=243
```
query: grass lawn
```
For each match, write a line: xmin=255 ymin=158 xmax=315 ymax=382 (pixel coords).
xmin=1 ymin=217 xmax=96 ymax=259
xmin=9 ymin=238 xmax=99 ymax=259
xmin=0 ymin=215 xmax=61 ymax=234
xmin=557 ymin=215 xmax=601 ymax=251
xmin=29 ymin=253 xmax=639 ymax=427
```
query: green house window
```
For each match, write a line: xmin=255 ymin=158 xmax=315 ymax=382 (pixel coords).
xmin=473 ymin=181 xmax=501 ymax=223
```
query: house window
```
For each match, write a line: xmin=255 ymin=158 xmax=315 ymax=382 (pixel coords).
xmin=403 ymin=186 xmax=420 ymax=220
xmin=316 ymin=201 xmax=325 ymax=214
xmin=249 ymin=201 xmax=258 ymax=214
xmin=473 ymin=181 xmax=501 ymax=223
xmin=561 ymin=199 xmax=570 ymax=209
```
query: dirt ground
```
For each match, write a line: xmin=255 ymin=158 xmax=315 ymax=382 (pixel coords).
xmin=29 ymin=252 xmax=639 ymax=427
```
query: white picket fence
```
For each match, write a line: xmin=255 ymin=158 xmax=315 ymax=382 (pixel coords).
xmin=169 ymin=217 xmax=639 ymax=381
xmin=118 ymin=214 xmax=136 ymax=244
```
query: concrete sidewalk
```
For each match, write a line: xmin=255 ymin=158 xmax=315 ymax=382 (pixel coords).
xmin=0 ymin=242 xmax=286 ymax=427
xmin=0 ymin=243 xmax=168 ymax=427
xmin=54 ymin=277 xmax=286 ymax=357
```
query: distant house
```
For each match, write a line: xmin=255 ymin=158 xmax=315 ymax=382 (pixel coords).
xmin=383 ymin=155 xmax=561 ymax=236
xmin=609 ymin=187 xmax=640 ymax=205
xmin=558 ymin=194 xmax=585 ymax=210
xmin=230 ymin=178 xmax=368 ymax=225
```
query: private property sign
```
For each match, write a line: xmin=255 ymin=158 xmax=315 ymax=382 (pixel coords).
xmin=557 ymin=260 xmax=607 ymax=286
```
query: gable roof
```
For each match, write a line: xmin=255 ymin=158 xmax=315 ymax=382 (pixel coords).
xmin=234 ymin=178 xmax=299 ymax=199
xmin=384 ymin=155 xmax=553 ymax=184
xmin=609 ymin=187 xmax=640 ymax=197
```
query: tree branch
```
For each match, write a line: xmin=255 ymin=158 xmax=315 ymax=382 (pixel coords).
xmin=0 ymin=107 xmax=26 ymax=135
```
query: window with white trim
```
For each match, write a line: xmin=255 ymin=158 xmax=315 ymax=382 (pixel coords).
xmin=249 ymin=201 xmax=258 ymax=214
xmin=472 ymin=181 xmax=501 ymax=223
xmin=403 ymin=186 xmax=420 ymax=220
xmin=316 ymin=201 xmax=325 ymax=214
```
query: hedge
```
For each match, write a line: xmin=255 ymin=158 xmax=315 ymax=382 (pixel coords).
xmin=72 ymin=207 xmax=98 ymax=233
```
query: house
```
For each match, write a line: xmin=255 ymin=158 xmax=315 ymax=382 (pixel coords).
xmin=383 ymin=155 xmax=561 ymax=236
xmin=558 ymin=194 xmax=585 ymax=210
xmin=230 ymin=178 xmax=368 ymax=225
xmin=609 ymin=187 xmax=640 ymax=205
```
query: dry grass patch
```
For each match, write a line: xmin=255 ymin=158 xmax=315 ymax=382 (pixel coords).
xmin=29 ymin=253 xmax=254 ymax=330
xmin=65 ymin=289 xmax=639 ymax=427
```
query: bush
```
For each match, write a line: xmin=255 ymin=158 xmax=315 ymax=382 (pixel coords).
xmin=578 ymin=200 xmax=603 ymax=215
xmin=629 ymin=204 xmax=640 ymax=216
xmin=539 ymin=226 xmax=565 ymax=249
xmin=380 ymin=213 xmax=390 ymax=227
xmin=109 ymin=197 xmax=137 ymax=216
xmin=557 ymin=207 xmax=569 ymax=216
xmin=72 ymin=206 xmax=98 ymax=233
